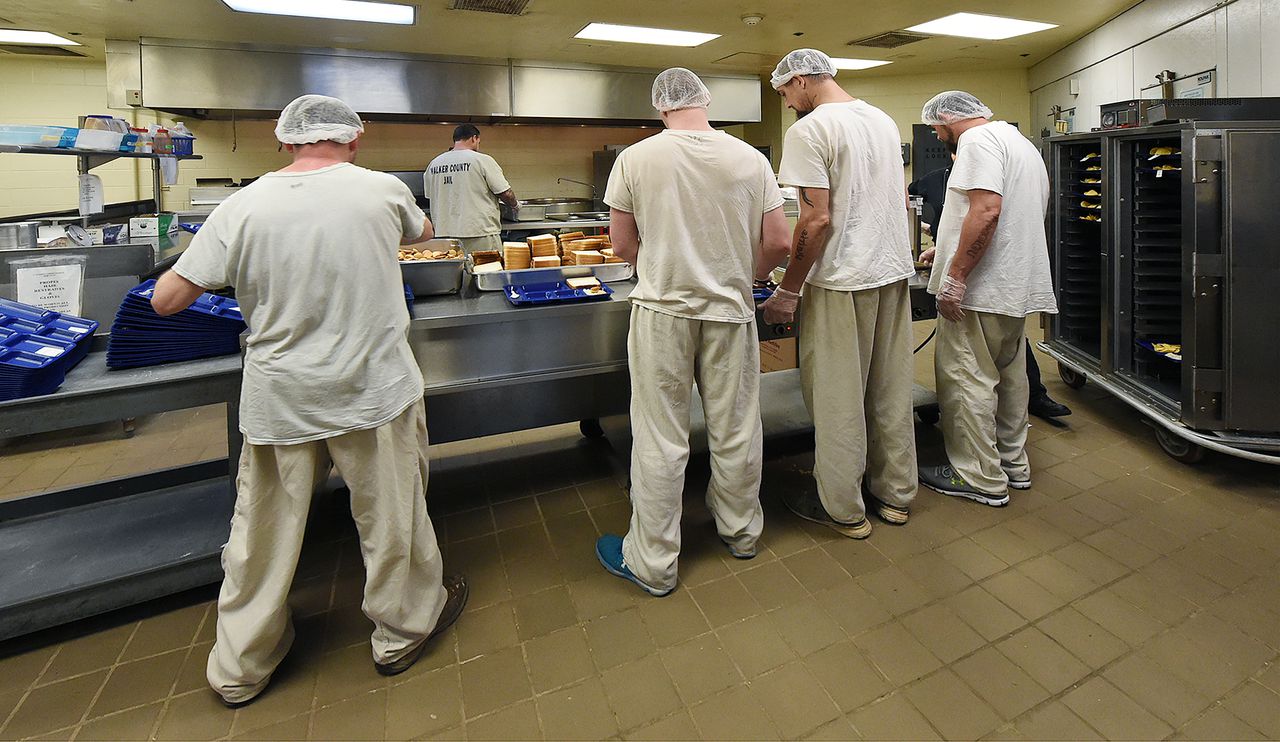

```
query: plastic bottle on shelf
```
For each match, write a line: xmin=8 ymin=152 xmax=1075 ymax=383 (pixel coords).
xmin=130 ymin=128 xmax=153 ymax=153
xmin=151 ymin=125 xmax=173 ymax=155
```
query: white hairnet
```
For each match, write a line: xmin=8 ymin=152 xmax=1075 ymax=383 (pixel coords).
xmin=770 ymin=49 xmax=837 ymax=89
xmin=652 ymin=68 xmax=712 ymax=112
xmin=274 ymin=94 xmax=365 ymax=145
xmin=921 ymin=90 xmax=993 ymax=125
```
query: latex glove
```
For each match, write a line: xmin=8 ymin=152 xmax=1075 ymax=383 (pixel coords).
xmin=918 ymin=247 xmax=936 ymax=266
xmin=762 ymin=287 xmax=800 ymax=325
xmin=937 ymin=274 xmax=966 ymax=322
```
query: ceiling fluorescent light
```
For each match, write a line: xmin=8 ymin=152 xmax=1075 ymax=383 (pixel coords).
xmin=0 ymin=29 xmax=80 ymax=46
xmin=575 ymin=22 xmax=719 ymax=47
xmin=906 ymin=12 xmax=1057 ymax=40
xmin=221 ymin=0 xmax=416 ymax=25
xmin=830 ymin=57 xmax=892 ymax=70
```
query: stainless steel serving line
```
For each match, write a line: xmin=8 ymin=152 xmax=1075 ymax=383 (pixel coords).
xmin=0 ymin=275 xmax=937 ymax=639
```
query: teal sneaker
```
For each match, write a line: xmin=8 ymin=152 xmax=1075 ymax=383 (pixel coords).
xmin=595 ymin=534 xmax=673 ymax=597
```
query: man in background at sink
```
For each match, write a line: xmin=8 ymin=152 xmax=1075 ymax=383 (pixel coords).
xmin=423 ymin=124 xmax=519 ymax=253
xmin=595 ymin=68 xmax=791 ymax=596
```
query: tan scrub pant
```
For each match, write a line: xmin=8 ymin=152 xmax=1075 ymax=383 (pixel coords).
xmin=449 ymin=234 xmax=502 ymax=253
xmin=934 ymin=310 xmax=1031 ymax=494
xmin=622 ymin=306 xmax=764 ymax=591
xmin=799 ymin=281 xmax=918 ymax=523
xmin=207 ymin=399 xmax=446 ymax=703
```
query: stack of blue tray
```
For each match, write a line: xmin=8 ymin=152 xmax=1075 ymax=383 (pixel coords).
xmin=0 ymin=298 xmax=99 ymax=401
xmin=106 ymin=279 xmax=246 ymax=369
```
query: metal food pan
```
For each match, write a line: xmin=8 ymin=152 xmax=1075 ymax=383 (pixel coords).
xmin=467 ymin=257 xmax=634 ymax=291
xmin=400 ymin=259 xmax=465 ymax=296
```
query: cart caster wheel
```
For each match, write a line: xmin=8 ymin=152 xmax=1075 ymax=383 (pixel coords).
xmin=916 ymin=405 xmax=940 ymax=426
xmin=1058 ymin=365 xmax=1086 ymax=389
xmin=1154 ymin=427 xmax=1206 ymax=464
xmin=580 ymin=419 xmax=605 ymax=439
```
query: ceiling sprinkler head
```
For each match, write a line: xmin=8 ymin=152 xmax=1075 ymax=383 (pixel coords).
xmin=741 ymin=13 xmax=764 ymax=26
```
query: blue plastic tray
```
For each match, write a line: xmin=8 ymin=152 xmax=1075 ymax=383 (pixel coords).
xmin=504 ymin=281 xmax=614 ymax=307
xmin=106 ymin=280 xmax=246 ymax=369
xmin=0 ymin=298 xmax=98 ymax=399
xmin=752 ymin=286 xmax=775 ymax=303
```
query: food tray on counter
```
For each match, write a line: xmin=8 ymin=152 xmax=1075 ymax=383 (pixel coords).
xmin=400 ymin=259 xmax=466 ymax=296
xmin=467 ymin=257 xmax=634 ymax=292
xmin=504 ymin=281 xmax=614 ymax=307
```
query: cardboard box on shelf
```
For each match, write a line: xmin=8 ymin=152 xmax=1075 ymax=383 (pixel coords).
xmin=759 ymin=338 xmax=797 ymax=373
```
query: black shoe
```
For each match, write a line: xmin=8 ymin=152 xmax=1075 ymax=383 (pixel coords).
xmin=375 ymin=574 xmax=469 ymax=677
xmin=782 ymin=489 xmax=872 ymax=539
xmin=1029 ymin=395 xmax=1072 ymax=420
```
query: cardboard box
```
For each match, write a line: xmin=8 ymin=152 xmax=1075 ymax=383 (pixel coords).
xmin=760 ymin=338 xmax=797 ymax=373
xmin=129 ymin=213 xmax=178 ymax=237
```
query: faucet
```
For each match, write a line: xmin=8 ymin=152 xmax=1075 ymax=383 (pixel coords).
xmin=557 ymin=177 xmax=597 ymax=199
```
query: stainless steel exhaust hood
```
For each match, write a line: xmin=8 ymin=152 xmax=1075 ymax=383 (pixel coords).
xmin=107 ymin=38 xmax=761 ymax=126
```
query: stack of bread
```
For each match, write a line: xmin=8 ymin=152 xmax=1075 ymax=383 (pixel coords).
xmin=573 ymin=250 xmax=605 ymax=265
xmin=502 ymin=241 xmax=531 ymax=270
xmin=532 ymin=256 xmax=561 ymax=268
xmin=471 ymin=250 xmax=501 ymax=266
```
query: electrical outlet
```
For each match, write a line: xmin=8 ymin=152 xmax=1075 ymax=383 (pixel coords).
xmin=126 ymin=89 xmax=143 ymax=106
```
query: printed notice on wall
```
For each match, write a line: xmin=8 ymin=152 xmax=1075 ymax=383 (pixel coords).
xmin=17 ymin=264 xmax=84 ymax=316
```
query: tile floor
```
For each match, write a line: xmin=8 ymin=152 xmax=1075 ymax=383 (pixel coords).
xmin=1 ymin=338 xmax=1279 ymax=741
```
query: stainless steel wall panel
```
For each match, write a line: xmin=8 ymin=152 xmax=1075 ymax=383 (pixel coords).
xmin=510 ymin=62 xmax=759 ymax=123
xmin=138 ymin=40 xmax=511 ymax=116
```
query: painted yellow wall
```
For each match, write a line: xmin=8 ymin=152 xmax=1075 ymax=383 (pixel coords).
xmin=0 ymin=56 xmax=661 ymax=219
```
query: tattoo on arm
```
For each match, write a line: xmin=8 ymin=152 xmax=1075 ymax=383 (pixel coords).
xmin=964 ymin=219 xmax=997 ymax=259
xmin=796 ymin=228 xmax=809 ymax=262
xmin=799 ymin=188 xmax=815 ymax=207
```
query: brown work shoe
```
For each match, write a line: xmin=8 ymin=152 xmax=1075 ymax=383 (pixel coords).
xmin=375 ymin=574 xmax=469 ymax=677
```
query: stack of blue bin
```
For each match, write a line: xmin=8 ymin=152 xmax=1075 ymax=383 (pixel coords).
xmin=0 ymin=298 xmax=99 ymax=401
xmin=106 ymin=279 xmax=246 ymax=369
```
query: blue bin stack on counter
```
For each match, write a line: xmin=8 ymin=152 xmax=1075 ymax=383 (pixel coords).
xmin=0 ymin=298 xmax=100 ymax=401
xmin=106 ymin=279 xmax=246 ymax=369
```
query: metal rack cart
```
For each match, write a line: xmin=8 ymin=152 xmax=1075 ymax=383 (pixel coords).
xmin=1042 ymin=121 xmax=1280 ymax=464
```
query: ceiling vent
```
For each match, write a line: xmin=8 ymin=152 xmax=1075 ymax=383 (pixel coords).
xmin=0 ymin=44 xmax=85 ymax=57
xmin=448 ymin=0 xmax=531 ymax=15
xmin=848 ymin=31 xmax=930 ymax=49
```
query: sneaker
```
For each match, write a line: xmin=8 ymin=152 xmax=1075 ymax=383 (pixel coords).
xmin=782 ymin=489 xmax=872 ymax=539
xmin=217 ymin=680 xmax=269 ymax=709
xmin=595 ymin=534 xmax=673 ymax=597
xmin=869 ymin=498 xmax=910 ymax=525
xmin=1008 ymin=478 xmax=1032 ymax=490
xmin=720 ymin=537 xmax=757 ymax=560
xmin=375 ymin=574 xmax=469 ymax=677
xmin=918 ymin=464 xmax=1010 ymax=507
xmin=1029 ymin=395 xmax=1072 ymax=420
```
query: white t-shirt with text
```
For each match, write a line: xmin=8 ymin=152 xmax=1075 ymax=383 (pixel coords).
xmin=423 ymin=149 xmax=511 ymax=238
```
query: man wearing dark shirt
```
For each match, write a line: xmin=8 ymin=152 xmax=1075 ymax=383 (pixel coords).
xmin=910 ymin=162 xmax=1072 ymax=421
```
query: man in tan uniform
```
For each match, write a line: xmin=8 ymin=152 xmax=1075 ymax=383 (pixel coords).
xmin=423 ymin=124 xmax=518 ymax=253
xmin=761 ymin=49 xmax=918 ymax=539
xmin=917 ymin=91 xmax=1057 ymax=507
xmin=151 ymin=95 xmax=467 ymax=707
xmin=595 ymin=68 xmax=790 ymax=596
